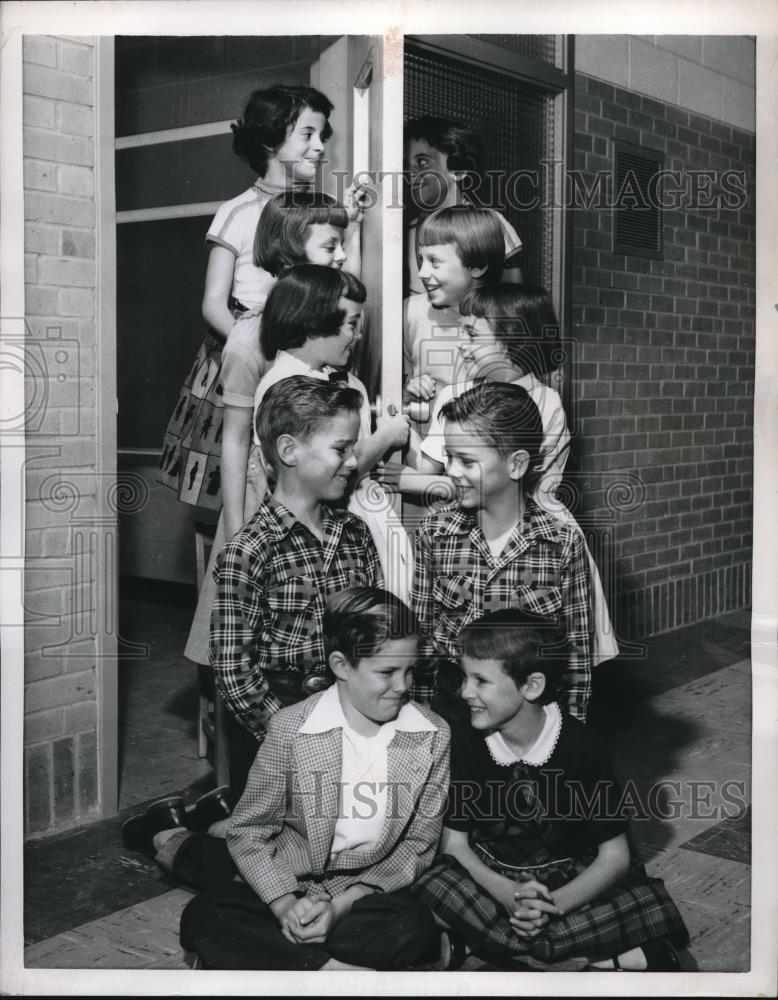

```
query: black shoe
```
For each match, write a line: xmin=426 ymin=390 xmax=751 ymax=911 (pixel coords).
xmin=640 ymin=937 xmax=682 ymax=972
xmin=439 ymin=928 xmax=468 ymax=970
xmin=121 ymin=795 xmax=187 ymax=854
xmin=185 ymin=786 xmax=234 ymax=833
xmin=591 ymin=937 xmax=683 ymax=972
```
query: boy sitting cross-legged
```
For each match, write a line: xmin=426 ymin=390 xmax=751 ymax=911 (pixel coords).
xmin=180 ymin=587 xmax=450 ymax=971
xmin=121 ymin=376 xmax=382 ymax=859
xmin=411 ymin=381 xmax=593 ymax=722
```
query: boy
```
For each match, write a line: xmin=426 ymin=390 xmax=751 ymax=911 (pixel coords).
xmin=180 ymin=587 xmax=450 ymax=970
xmin=121 ymin=380 xmax=383 ymax=863
xmin=403 ymin=205 xmax=505 ymax=412
xmin=411 ymin=382 xmax=593 ymax=721
xmin=405 ymin=116 xmax=523 ymax=295
xmin=212 ymin=375 xmax=383 ymax=792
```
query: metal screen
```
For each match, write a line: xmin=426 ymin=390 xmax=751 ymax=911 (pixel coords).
xmin=469 ymin=34 xmax=557 ymax=64
xmin=405 ymin=44 xmax=556 ymax=291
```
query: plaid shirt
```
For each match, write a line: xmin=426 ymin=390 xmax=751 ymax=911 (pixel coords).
xmin=412 ymin=498 xmax=592 ymax=720
xmin=210 ymin=497 xmax=382 ymax=738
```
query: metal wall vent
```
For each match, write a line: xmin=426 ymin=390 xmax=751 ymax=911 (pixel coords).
xmin=612 ymin=141 xmax=664 ymax=259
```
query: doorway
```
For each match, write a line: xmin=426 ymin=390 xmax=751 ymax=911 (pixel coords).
xmin=109 ymin=34 xmax=383 ymax=811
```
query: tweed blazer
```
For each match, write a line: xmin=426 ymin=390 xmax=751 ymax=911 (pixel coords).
xmin=227 ymin=690 xmax=450 ymax=903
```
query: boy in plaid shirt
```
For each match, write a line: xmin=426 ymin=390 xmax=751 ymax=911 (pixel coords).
xmin=211 ymin=375 xmax=382 ymax=794
xmin=411 ymin=381 xmax=593 ymax=721
xmin=121 ymin=377 xmax=383 ymax=873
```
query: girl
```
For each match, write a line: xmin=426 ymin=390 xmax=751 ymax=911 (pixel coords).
xmin=183 ymin=197 xmax=353 ymax=667
xmin=253 ymin=265 xmax=414 ymax=604
xmin=158 ymin=83 xmax=348 ymax=510
xmin=404 ymin=115 xmax=523 ymax=296
xmin=223 ymin=191 xmax=350 ymax=540
xmin=389 ymin=284 xmax=619 ymax=666
xmin=414 ymin=609 xmax=689 ymax=971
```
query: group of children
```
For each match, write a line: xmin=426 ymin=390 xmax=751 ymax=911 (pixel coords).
xmin=122 ymin=83 xmax=689 ymax=972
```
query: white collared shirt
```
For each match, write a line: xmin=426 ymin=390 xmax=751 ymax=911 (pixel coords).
xmin=299 ymin=684 xmax=437 ymax=858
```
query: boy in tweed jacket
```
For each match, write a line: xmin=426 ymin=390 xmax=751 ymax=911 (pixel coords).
xmin=180 ymin=588 xmax=450 ymax=970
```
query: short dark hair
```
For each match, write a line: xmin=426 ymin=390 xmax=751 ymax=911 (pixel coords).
xmin=259 ymin=265 xmax=366 ymax=360
xmin=440 ymin=382 xmax=544 ymax=491
xmin=231 ymin=84 xmax=334 ymax=176
xmin=323 ymin=587 xmax=418 ymax=666
xmin=255 ymin=375 xmax=362 ymax=474
xmin=460 ymin=609 xmax=567 ymax=704
xmin=405 ymin=115 xmax=484 ymax=190
xmin=459 ymin=284 xmax=565 ymax=377
xmin=254 ymin=191 xmax=349 ymax=275
xmin=417 ymin=206 xmax=504 ymax=284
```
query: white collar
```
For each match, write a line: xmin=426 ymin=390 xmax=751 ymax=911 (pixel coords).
xmin=485 ymin=702 xmax=563 ymax=766
xmin=514 ymin=372 xmax=542 ymax=394
xmin=273 ymin=350 xmax=350 ymax=384
xmin=299 ymin=682 xmax=437 ymax=736
xmin=273 ymin=350 xmax=320 ymax=376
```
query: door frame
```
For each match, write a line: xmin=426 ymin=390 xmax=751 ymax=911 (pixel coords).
xmin=95 ymin=35 xmax=119 ymax=818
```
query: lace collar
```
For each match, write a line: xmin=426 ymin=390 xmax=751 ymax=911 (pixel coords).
xmin=484 ymin=702 xmax=562 ymax=767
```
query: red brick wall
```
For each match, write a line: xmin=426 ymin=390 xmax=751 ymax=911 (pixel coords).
xmin=570 ymin=72 xmax=754 ymax=641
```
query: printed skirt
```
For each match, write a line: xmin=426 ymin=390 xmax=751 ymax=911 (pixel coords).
xmin=157 ymin=328 xmax=226 ymax=511
xmin=184 ymin=444 xmax=268 ymax=666
xmin=412 ymin=842 xmax=688 ymax=966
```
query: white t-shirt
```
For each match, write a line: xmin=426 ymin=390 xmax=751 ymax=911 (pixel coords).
xmin=206 ymin=180 xmax=282 ymax=311
xmin=486 ymin=521 xmax=519 ymax=560
xmin=403 ymin=294 xmax=463 ymax=388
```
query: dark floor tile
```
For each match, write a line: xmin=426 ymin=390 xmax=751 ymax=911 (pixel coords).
xmin=680 ymin=805 xmax=751 ymax=865
xmin=24 ymin=796 xmax=208 ymax=945
xmin=588 ymin=612 xmax=749 ymax=738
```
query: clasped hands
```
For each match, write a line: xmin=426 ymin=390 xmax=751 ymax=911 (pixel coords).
xmin=503 ymin=874 xmax=564 ymax=941
xmin=274 ymin=890 xmax=341 ymax=945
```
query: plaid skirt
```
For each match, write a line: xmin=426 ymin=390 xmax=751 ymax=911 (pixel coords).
xmin=158 ymin=329 xmax=226 ymax=510
xmin=412 ymin=848 xmax=689 ymax=965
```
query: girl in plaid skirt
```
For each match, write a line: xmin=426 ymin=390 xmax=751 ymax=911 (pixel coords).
xmin=414 ymin=609 xmax=689 ymax=971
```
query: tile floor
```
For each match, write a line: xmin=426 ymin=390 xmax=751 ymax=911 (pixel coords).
xmin=24 ymin=607 xmax=752 ymax=974
xmin=118 ymin=584 xmax=213 ymax=809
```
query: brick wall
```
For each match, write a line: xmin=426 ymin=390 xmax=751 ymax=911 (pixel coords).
xmin=22 ymin=35 xmax=101 ymax=835
xmin=570 ymin=70 xmax=755 ymax=641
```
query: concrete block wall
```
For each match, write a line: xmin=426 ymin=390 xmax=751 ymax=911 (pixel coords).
xmin=570 ymin=55 xmax=755 ymax=641
xmin=22 ymin=35 xmax=101 ymax=835
xmin=575 ymin=35 xmax=755 ymax=131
